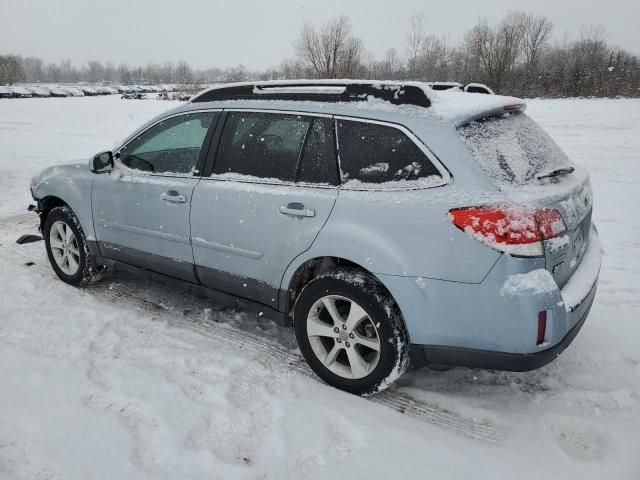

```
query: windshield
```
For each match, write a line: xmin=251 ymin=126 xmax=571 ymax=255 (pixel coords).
xmin=458 ymin=112 xmax=571 ymax=185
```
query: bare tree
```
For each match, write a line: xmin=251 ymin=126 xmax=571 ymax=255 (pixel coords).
xmin=466 ymin=14 xmax=525 ymax=93
xmin=22 ymin=56 xmax=44 ymax=83
xmin=87 ymin=61 xmax=104 ymax=83
xmin=294 ymin=16 xmax=363 ymax=78
xmin=175 ymin=61 xmax=193 ymax=84
xmin=406 ymin=11 xmax=427 ymax=77
xmin=519 ymin=13 xmax=553 ymax=95
xmin=0 ymin=55 xmax=25 ymax=85
xmin=118 ymin=64 xmax=132 ymax=84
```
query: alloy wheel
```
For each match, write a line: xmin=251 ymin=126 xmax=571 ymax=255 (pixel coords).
xmin=306 ymin=295 xmax=381 ymax=379
xmin=49 ymin=220 xmax=80 ymax=276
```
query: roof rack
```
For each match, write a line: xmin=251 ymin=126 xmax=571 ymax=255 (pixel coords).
xmin=190 ymin=82 xmax=431 ymax=108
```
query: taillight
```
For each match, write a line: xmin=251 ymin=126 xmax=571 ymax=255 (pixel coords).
xmin=503 ymin=103 xmax=526 ymax=112
xmin=448 ymin=206 xmax=566 ymax=257
xmin=537 ymin=311 xmax=547 ymax=345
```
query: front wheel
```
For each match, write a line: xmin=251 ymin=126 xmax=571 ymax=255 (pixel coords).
xmin=294 ymin=269 xmax=409 ymax=395
xmin=44 ymin=205 xmax=102 ymax=286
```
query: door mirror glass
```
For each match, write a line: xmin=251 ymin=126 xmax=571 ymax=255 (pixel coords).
xmin=92 ymin=151 xmax=114 ymax=172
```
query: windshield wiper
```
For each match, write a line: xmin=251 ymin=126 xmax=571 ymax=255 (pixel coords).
xmin=537 ymin=166 xmax=575 ymax=180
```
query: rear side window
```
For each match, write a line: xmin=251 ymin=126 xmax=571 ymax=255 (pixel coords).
xmin=336 ymin=120 xmax=442 ymax=188
xmin=214 ymin=112 xmax=311 ymax=181
xmin=297 ymin=117 xmax=339 ymax=185
xmin=457 ymin=112 xmax=571 ymax=186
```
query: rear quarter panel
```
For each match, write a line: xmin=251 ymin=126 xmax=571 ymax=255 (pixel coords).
xmin=319 ymin=116 xmax=504 ymax=283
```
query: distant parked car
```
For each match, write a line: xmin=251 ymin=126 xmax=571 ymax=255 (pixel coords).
xmin=464 ymin=83 xmax=495 ymax=95
xmin=46 ymin=87 xmax=70 ymax=97
xmin=9 ymin=86 xmax=32 ymax=98
xmin=80 ymin=86 xmax=98 ymax=96
xmin=96 ymin=86 xmax=118 ymax=95
xmin=0 ymin=86 xmax=12 ymax=98
xmin=28 ymin=86 xmax=51 ymax=97
xmin=60 ymin=87 xmax=85 ymax=97
xmin=426 ymin=82 xmax=495 ymax=95
xmin=426 ymin=81 xmax=463 ymax=91
xmin=29 ymin=80 xmax=601 ymax=395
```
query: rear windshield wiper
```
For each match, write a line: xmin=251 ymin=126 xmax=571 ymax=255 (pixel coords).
xmin=537 ymin=166 xmax=575 ymax=180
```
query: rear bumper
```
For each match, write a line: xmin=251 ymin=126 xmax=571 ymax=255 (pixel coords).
xmin=412 ymin=278 xmax=597 ymax=371
xmin=377 ymin=226 xmax=602 ymax=369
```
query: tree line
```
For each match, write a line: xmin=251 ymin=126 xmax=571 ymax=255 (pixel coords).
xmin=1 ymin=10 xmax=638 ymax=97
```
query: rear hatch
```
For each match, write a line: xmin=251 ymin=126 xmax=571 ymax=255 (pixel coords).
xmin=457 ymin=110 xmax=593 ymax=288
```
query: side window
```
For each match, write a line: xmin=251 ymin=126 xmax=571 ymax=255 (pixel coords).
xmin=119 ymin=112 xmax=217 ymax=174
xmin=297 ymin=117 xmax=339 ymax=185
xmin=336 ymin=120 xmax=441 ymax=185
xmin=214 ymin=112 xmax=311 ymax=181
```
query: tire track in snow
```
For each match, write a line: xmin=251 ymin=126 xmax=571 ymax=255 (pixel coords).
xmin=3 ymin=214 xmax=504 ymax=443
xmin=89 ymin=283 xmax=504 ymax=443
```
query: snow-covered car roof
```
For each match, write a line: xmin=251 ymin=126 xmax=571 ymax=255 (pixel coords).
xmin=28 ymin=86 xmax=51 ymax=96
xmin=187 ymin=80 xmax=525 ymax=127
xmin=9 ymin=86 xmax=31 ymax=95
xmin=45 ymin=86 xmax=69 ymax=95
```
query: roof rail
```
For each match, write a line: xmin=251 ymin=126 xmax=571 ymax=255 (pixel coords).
xmin=190 ymin=81 xmax=431 ymax=108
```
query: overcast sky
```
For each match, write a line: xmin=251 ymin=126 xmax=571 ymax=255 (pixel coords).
xmin=1 ymin=0 xmax=638 ymax=70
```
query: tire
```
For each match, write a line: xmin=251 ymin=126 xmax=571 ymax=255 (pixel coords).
xmin=294 ymin=268 xmax=409 ymax=395
xmin=44 ymin=205 xmax=103 ymax=286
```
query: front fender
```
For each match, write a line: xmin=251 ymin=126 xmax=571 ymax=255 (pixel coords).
xmin=33 ymin=161 xmax=96 ymax=240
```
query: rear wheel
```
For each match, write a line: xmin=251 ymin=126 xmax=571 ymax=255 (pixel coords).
xmin=294 ymin=269 xmax=409 ymax=395
xmin=44 ymin=206 xmax=103 ymax=286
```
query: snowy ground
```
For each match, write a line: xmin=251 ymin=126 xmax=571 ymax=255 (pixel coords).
xmin=1 ymin=96 xmax=639 ymax=479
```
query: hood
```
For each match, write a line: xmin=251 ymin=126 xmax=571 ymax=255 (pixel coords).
xmin=32 ymin=160 xmax=89 ymax=193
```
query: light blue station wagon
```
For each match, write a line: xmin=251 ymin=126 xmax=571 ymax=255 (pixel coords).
xmin=29 ymin=81 xmax=601 ymax=394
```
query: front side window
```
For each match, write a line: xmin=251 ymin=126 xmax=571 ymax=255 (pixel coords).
xmin=119 ymin=112 xmax=217 ymax=174
xmin=336 ymin=120 xmax=442 ymax=187
xmin=214 ymin=112 xmax=311 ymax=182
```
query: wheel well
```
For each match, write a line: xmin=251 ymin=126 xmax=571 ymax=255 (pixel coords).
xmin=38 ymin=196 xmax=68 ymax=231
xmin=286 ymin=257 xmax=388 ymax=316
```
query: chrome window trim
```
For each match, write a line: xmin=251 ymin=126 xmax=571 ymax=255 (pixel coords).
xmin=334 ymin=115 xmax=452 ymax=191
xmin=113 ymin=108 xmax=223 ymax=178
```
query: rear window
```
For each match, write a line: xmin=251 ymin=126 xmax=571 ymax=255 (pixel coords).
xmin=458 ymin=113 xmax=571 ymax=185
xmin=337 ymin=120 xmax=442 ymax=188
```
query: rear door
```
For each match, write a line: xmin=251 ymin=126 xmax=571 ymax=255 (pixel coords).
xmin=190 ymin=110 xmax=339 ymax=308
xmin=92 ymin=111 xmax=219 ymax=281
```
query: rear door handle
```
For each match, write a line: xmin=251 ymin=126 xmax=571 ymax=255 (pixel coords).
xmin=161 ymin=190 xmax=187 ymax=203
xmin=279 ymin=202 xmax=315 ymax=217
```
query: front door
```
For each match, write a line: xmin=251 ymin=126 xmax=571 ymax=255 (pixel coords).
xmin=92 ymin=111 xmax=219 ymax=281
xmin=190 ymin=111 xmax=340 ymax=307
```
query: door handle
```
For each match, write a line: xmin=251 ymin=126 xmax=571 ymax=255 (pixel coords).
xmin=279 ymin=202 xmax=315 ymax=217
xmin=161 ymin=190 xmax=187 ymax=203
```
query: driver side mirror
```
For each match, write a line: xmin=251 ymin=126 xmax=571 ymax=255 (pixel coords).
xmin=92 ymin=151 xmax=114 ymax=173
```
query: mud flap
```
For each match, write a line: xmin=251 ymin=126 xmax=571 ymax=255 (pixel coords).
xmin=16 ymin=234 xmax=43 ymax=245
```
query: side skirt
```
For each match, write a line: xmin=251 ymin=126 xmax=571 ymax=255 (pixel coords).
xmin=94 ymin=255 xmax=289 ymax=326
